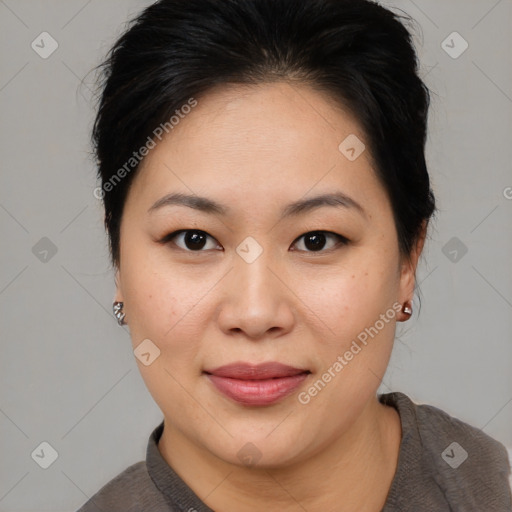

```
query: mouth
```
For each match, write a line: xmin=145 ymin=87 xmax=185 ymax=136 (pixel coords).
xmin=203 ymin=362 xmax=311 ymax=406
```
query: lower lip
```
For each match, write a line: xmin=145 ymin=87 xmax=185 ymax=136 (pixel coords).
xmin=206 ymin=373 xmax=310 ymax=406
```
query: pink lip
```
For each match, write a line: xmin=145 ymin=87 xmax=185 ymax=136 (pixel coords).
xmin=204 ymin=362 xmax=310 ymax=406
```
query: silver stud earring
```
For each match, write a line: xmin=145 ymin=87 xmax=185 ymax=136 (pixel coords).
xmin=112 ymin=301 xmax=126 ymax=326
xmin=402 ymin=300 xmax=413 ymax=316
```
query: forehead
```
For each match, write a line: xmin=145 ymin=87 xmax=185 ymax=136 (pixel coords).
xmin=126 ymin=81 xmax=387 ymax=218
xmin=165 ymin=81 xmax=364 ymax=156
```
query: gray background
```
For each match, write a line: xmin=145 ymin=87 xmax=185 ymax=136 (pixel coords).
xmin=0 ymin=0 xmax=511 ymax=510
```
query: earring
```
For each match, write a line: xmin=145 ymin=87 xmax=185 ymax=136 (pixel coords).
xmin=112 ymin=301 xmax=126 ymax=326
xmin=402 ymin=300 xmax=413 ymax=316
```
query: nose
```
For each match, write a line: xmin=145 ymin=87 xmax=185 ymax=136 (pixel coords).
xmin=216 ymin=250 xmax=295 ymax=340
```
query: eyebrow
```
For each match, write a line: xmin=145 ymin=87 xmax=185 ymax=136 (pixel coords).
xmin=148 ymin=191 xmax=366 ymax=219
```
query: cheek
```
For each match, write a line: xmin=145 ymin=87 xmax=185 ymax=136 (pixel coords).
xmin=302 ymin=270 xmax=399 ymax=400
xmin=314 ymin=262 xmax=396 ymax=313
xmin=120 ymin=256 xmax=186 ymax=349
xmin=302 ymin=253 xmax=399 ymax=350
xmin=122 ymin=262 xmax=218 ymax=378
xmin=123 ymin=267 xmax=205 ymax=402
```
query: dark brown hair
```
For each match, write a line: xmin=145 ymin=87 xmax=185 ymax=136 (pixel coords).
xmin=93 ymin=0 xmax=436 ymax=268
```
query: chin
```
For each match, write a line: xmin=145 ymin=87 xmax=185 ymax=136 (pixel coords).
xmin=215 ymin=437 xmax=305 ymax=469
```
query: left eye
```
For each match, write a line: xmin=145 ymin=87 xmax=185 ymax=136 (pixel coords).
xmin=291 ymin=231 xmax=348 ymax=252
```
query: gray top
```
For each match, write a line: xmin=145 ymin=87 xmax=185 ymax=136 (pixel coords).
xmin=77 ymin=391 xmax=512 ymax=511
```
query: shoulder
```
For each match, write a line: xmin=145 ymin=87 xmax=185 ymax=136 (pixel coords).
xmin=381 ymin=391 xmax=512 ymax=510
xmin=76 ymin=460 xmax=171 ymax=512
xmin=412 ymin=395 xmax=509 ymax=470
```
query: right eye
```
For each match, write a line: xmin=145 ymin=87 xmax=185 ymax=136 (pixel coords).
xmin=160 ymin=229 xmax=222 ymax=252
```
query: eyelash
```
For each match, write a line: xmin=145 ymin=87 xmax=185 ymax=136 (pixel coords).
xmin=158 ymin=229 xmax=350 ymax=253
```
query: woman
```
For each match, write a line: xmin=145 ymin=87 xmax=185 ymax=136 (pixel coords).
xmin=79 ymin=0 xmax=512 ymax=510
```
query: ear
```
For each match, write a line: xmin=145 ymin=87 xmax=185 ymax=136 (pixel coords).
xmin=398 ymin=221 xmax=427 ymax=317
xmin=114 ymin=267 xmax=124 ymax=303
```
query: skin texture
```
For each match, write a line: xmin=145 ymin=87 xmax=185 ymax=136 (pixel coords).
xmin=114 ymin=81 xmax=425 ymax=511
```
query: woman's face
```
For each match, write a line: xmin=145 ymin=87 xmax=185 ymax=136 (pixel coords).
xmin=115 ymin=81 xmax=419 ymax=467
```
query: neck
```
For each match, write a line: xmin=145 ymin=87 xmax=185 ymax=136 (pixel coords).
xmin=158 ymin=396 xmax=401 ymax=512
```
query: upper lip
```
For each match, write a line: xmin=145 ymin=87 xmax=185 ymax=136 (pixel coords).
xmin=204 ymin=362 xmax=310 ymax=380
